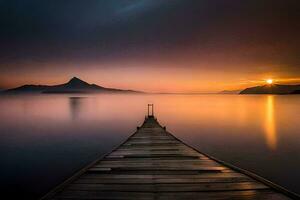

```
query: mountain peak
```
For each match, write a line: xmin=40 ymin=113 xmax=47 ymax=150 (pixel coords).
xmin=68 ymin=76 xmax=84 ymax=83
xmin=67 ymin=77 xmax=89 ymax=86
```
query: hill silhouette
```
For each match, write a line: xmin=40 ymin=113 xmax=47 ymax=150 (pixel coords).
xmin=240 ymin=84 xmax=300 ymax=94
xmin=291 ymin=90 xmax=300 ymax=94
xmin=219 ymin=90 xmax=241 ymax=94
xmin=4 ymin=77 xmax=141 ymax=94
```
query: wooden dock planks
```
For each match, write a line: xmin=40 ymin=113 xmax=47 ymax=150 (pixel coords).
xmin=42 ymin=116 xmax=298 ymax=200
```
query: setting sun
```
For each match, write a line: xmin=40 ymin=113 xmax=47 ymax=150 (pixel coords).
xmin=267 ymin=79 xmax=273 ymax=84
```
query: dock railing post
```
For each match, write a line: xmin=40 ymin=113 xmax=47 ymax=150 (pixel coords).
xmin=152 ymin=104 xmax=154 ymax=116
xmin=147 ymin=104 xmax=154 ymax=117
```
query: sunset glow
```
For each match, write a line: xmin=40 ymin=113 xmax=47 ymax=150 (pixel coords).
xmin=267 ymin=79 xmax=273 ymax=84
xmin=0 ymin=1 xmax=299 ymax=92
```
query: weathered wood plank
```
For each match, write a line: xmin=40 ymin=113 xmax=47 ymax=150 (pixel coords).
xmin=102 ymin=157 xmax=210 ymax=161
xmin=75 ymin=177 xmax=255 ymax=184
xmin=54 ymin=190 xmax=290 ymax=200
xmin=106 ymin=154 xmax=203 ymax=159
xmin=94 ymin=161 xmax=222 ymax=168
xmin=65 ymin=182 xmax=269 ymax=192
xmin=80 ymin=173 xmax=248 ymax=180
xmin=86 ymin=170 xmax=224 ymax=175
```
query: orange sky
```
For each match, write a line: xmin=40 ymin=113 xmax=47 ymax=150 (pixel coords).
xmin=1 ymin=60 xmax=300 ymax=93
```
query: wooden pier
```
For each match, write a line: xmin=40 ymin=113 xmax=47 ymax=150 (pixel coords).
xmin=42 ymin=106 xmax=298 ymax=199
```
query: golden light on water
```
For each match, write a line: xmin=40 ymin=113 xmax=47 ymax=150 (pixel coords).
xmin=265 ymin=95 xmax=277 ymax=150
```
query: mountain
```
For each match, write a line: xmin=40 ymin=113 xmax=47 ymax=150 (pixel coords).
xmin=219 ymin=89 xmax=241 ymax=94
xmin=240 ymin=84 xmax=300 ymax=94
xmin=4 ymin=77 xmax=141 ymax=94
xmin=291 ymin=90 xmax=300 ymax=94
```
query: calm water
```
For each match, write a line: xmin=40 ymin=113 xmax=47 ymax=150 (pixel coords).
xmin=1 ymin=94 xmax=300 ymax=199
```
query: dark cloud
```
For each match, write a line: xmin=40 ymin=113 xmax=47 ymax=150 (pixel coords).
xmin=0 ymin=0 xmax=299 ymax=71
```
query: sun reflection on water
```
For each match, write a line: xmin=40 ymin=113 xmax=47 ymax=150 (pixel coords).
xmin=265 ymin=95 xmax=277 ymax=150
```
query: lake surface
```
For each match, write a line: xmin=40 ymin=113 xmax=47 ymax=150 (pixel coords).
xmin=1 ymin=94 xmax=300 ymax=199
